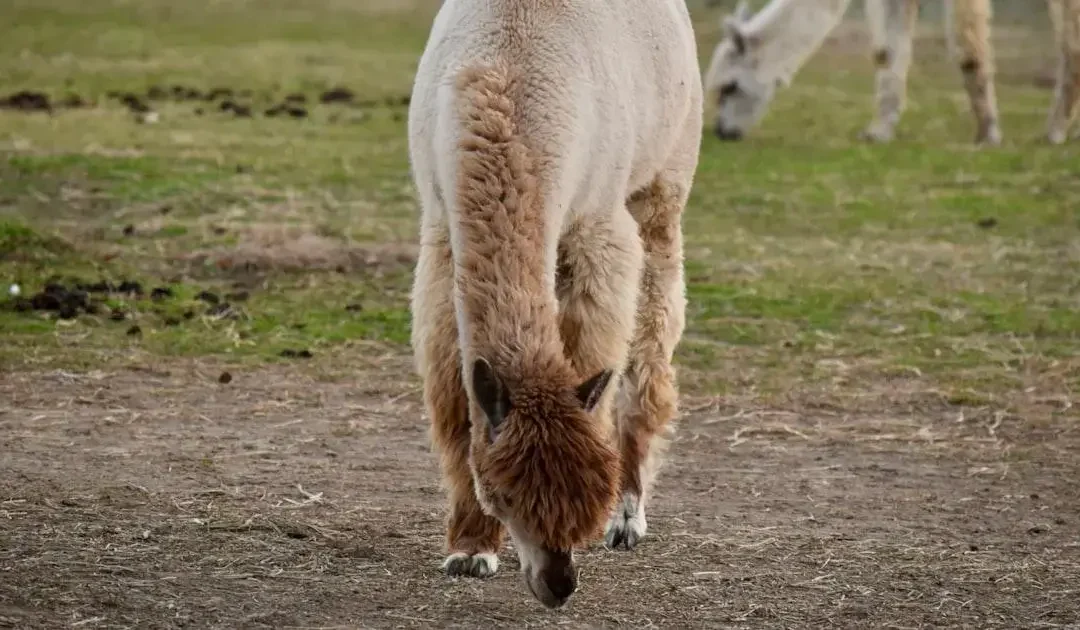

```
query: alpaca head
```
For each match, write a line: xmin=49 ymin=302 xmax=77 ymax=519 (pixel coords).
xmin=704 ymin=1 xmax=782 ymax=140
xmin=466 ymin=357 xmax=620 ymax=609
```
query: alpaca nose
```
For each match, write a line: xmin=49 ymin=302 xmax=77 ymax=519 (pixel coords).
xmin=527 ymin=549 xmax=578 ymax=608
xmin=541 ymin=561 xmax=577 ymax=605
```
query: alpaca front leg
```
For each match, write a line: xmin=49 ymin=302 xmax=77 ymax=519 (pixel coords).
xmin=953 ymin=0 xmax=1002 ymax=144
xmin=1047 ymin=0 xmax=1080 ymax=144
xmin=556 ymin=211 xmax=644 ymax=423
xmin=862 ymin=0 xmax=919 ymax=143
xmin=606 ymin=178 xmax=688 ymax=551
xmin=412 ymin=225 xmax=504 ymax=577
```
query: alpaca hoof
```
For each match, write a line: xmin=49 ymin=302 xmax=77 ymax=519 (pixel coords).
xmin=604 ymin=493 xmax=647 ymax=550
xmin=859 ymin=125 xmax=894 ymax=143
xmin=442 ymin=551 xmax=499 ymax=577
xmin=1048 ymin=128 xmax=1068 ymax=145
xmin=976 ymin=125 xmax=1002 ymax=145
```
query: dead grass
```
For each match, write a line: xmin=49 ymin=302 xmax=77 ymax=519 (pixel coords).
xmin=182 ymin=224 xmax=418 ymax=274
xmin=1 ymin=365 xmax=1077 ymax=627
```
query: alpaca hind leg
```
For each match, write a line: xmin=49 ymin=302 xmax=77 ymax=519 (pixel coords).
xmin=862 ymin=0 xmax=919 ymax=142
xmin=1047 ymin=0 xmax=1080 ymax=144
xmin=412 ymin=222 xmax=503 ymax=577
xmin=953 ymin=0 xmax=1002 ymax=144
xmin=606 ymin=176 xmax=689 ymax=551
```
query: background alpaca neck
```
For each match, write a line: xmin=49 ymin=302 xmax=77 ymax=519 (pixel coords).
xmin=748 ymin=0 xmax=854 ymax=83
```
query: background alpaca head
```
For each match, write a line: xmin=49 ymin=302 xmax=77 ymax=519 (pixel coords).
xmin=704 ymin=1 xmax=782 ymax=140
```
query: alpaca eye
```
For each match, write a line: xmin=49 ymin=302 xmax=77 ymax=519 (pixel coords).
xmin=719 ymin=82 xmax=739 ymax=97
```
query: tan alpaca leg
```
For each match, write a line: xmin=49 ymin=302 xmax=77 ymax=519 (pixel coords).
xmin=556 ymin=210 xmax=644 ymax=422
xmin=1047 ymin=0 xmax=1080 ymax=144
xmin=862 ymin=0 xmax=919 ymax=143
xmin=412 ymin=221 xmax=504 ymax=577
xmin=953 ymin=0 xmax=1002 ymax=144
xmin=604 ymin=176 xmax=690 ymax=551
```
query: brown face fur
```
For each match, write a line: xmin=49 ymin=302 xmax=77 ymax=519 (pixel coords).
xmin=468 ymin=363 xmax=620 ymax=553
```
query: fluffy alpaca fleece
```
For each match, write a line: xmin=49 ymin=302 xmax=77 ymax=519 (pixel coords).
xmin=407 ymin=0 xmax=702 ymax=610
xmin=705 ymin=0 xmax=1080 ymax=145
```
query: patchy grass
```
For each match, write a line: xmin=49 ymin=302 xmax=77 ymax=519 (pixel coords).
xmin=1 ymin=0 xmax=1078 ymax=410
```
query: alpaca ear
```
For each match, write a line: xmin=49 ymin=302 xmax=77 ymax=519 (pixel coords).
xmin=473 ymin=357 xmax=511 ymax=440
xmin=723 ymin=17 xmax=749 ymax=56
xmin=575 ymin=369 xmax=614 ymax=412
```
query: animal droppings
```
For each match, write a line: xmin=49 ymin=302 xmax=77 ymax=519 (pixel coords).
xmin=150 ymin=287 xmax=174 ymax=300
xmin=0 ymin=90 xmax=52 ymax=112
xmin=279 ymin=348 xmax=314 ymax=359
xmin=319 ymin=87 xmax=355 ymax=104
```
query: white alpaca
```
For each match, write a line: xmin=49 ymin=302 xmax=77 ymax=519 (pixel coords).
xmin=408 ymin=0 xmax=702 ymax=610
xmin=704 ymin=0 xmax=1080 ymax=145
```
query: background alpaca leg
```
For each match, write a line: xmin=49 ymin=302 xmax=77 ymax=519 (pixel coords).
xmin=861 ymin=0 xmax=919 ymax=142
xmin=1047 ymin=0 xmax=1080 ymax=143
xmin=953 ymin=0 xmax=1002 ymax=144
xmin=605 ymin=177 xmax=690 ymax=551
xmin=944 ymin=0 xmax=959 ymax=60
xmin=412 ymin=222 xmax=504 ymax=577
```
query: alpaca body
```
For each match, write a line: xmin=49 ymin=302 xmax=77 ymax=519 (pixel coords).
xmin=408 ymin=0 xmax=702 ymax=609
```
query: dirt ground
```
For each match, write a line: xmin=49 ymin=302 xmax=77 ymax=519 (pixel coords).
xmin=1 ymin=362 xmax=1077 ymax=629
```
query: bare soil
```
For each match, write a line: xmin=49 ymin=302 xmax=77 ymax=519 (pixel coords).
xmin=1 ymin=364 xmax=1078 ymax=629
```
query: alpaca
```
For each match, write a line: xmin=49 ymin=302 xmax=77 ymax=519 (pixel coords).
xmin=704 ymin=0 xmax=1080 ymax=145
xmin=407 ymin=0 xmax=702 ymax=609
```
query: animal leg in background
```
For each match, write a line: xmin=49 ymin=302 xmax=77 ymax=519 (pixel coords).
xmin=606 ymin=168 xmax=692 ymax=551
xmin=1047 ymin=0 xmax=1080 ymax=143
xmin=861 ymin=0 xmax=919 ymax=143
xmin=411 ymin=220 xmax=504 ymax=577
xmin=953 ymin=0 xmax=1002 ymax=144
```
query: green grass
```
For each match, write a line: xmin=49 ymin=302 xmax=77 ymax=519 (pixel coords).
xmin=1 ymin=0 xmax=1078 ymax=401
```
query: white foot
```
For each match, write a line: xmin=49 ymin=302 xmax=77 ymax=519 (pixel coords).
xmin=859 ymin=123 xmax=895 ymax=144
xmin=442 ymin=551 xmax=499 ymax=577
xmin=977 ymin=124 xmax=1003 ymax=146
xmin=1048 ymin=128 xmax=1068 ymax=145
xmin=604 ymin=493 xmax=647 ymax=550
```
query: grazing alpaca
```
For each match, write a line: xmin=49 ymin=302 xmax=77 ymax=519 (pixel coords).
xmin=704 ymin=0 xmax=1080 ymax=145
xmin=408 ymin=0 xmax=702 ymax=609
